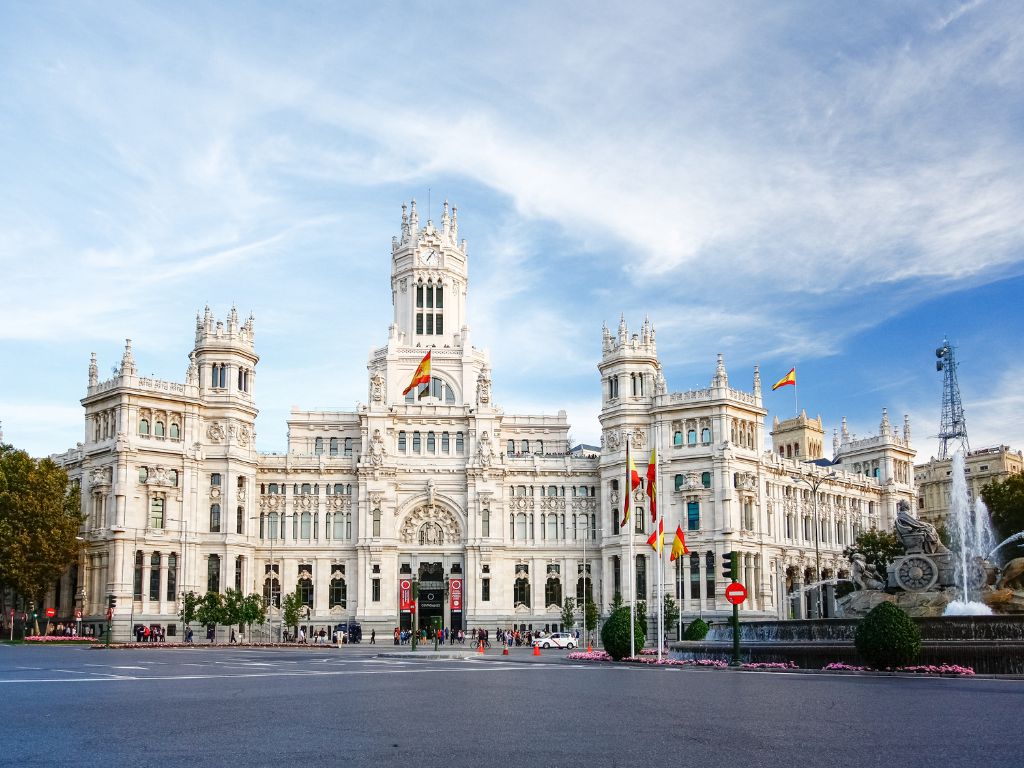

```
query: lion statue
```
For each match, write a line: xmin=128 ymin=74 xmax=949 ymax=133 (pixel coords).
xmin=996 ymin=557 xmax=1024 ymax=591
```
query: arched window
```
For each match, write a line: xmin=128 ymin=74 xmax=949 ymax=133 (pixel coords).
xmin=139 ymin=419 xmax=150 ymax=436
xmin=514 ymin=577 xmax=530 ymax=607
xmin=536 ymin=440 xmax=544 ymax=455
xmin=521 ymin=440 xmax=530 ymax=454
xmin=133 ymin=550 xmax=144 ymax=599
xmin=301 ymin=512 xmax=312 ymax=539
xmin=139 ymin=467 xmax=149 ymax=483
xmin=329 ymin=578 xmax=347 ymax=608
xmin=427 ymin=431 xmax=436 ymax=453
xmin=208 ymin=554 xmax=221 ymax=593
xmin=690 ymin=552 xmax=701 ymax=600
xmin=149 ymin=552 xmax=161 ymax=600
xmin=705 ymin=552 xmax=715 ymax=600
xmin=413 ymin=432 xmax=421 ymax=452
xmin=442 ymin=432 xmax=450 ymax=452
xmin=398 ymin=431 xmax=407 ymax=452
xmin=576 ymin=575 xmax=592 ymax=604
xmin=635 ymin=554 xmax=647 ymax=598
xmin=169 ymin=470 xmax=178 ymax=487
xmin=545 ymin=578 xmax=562 ymax=607
xmin=210 ymin=503 xmax=221 ymax=533
xmin=263 ymin=574 xmax=280 ymax=608
xmin=674 ymin=431 xmax=683 ymax=446
xmin=299 ymin=578 xmax=313 ymax=608
xmin=154 ymin=421 xmax=165 ymax=437
xmin=166 ymin=553 xmax=177 ymax=601
xmin=701 ymin=427 xmax=711 ymax=443
xmin=372 ymin=509 xmax=381 ymax=537
xmin=687 ymin=430 xmax=697 ymax=445
xmin=329 ymin=437 xmax=339 ymax=456
xmin=507 ymin=440 xmax=515 ymax=455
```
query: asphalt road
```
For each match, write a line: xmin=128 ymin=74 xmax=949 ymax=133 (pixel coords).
xmin=2 ymin=643 xmax=1021 ymax=767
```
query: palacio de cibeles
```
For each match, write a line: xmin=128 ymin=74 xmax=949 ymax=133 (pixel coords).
xmin=45 ymin=200 xmax=926 ymax=645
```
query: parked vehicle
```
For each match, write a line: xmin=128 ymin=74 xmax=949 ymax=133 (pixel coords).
xmin=334 ymin=621 xmax=363 ymax=643
xmin=532 ymin=631 xmax=576 ymax=649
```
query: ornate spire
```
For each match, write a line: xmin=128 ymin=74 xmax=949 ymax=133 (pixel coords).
xmin=753 ymin=364 xmax=762 ymax=396
xmin=617 ymin=314 xmax=627 ymax=344
xmin=88 ymin=352 xmax=98 ymax=387
xmin=903 ymin=413 xmax=911 ymax=442
xmin=833 ymin=428 xmax=840 ymax=456
xmin=841 ymin=416 xmax=849 ymax=443
xmin=712 ymin=353 xmax=728 ymax=387
xmin=119 ymin=339 xmax=136 ymax=377
xmin=880 ymin=407 xmax=891 ymax=436
xmin=409 ymin=198 xmax=419 ymax=231
xmin=186 ymin=352 xmax=198 ymax=386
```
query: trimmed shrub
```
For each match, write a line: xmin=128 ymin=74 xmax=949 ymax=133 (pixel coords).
xmin=854 ymin=601 xmax=921 ymax=669
xmin=600 ymin=606 xmax=647 ymax=660
xmin=682 ymin=618 xmax=710 ymax=641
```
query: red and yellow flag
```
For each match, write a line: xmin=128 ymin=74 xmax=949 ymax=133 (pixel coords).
xmin=402 ymin=350 xmax=431 ymax=395
xmin=620 ymin=442 xmax=642 ymax=528
xmin=670 ymin=526 xmax=689 ymax=561
xmin=646 ymin=447 xmax=657 ymax=522
xmin=647 ymin=517 xmax=664 ymax=552
xmin=771 ymin=367 xmax=796 ymax=391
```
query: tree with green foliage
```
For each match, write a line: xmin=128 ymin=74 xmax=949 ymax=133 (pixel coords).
xmin=843 ymin=527 xmax=903 ymax=574
xmin=611 ymin=592 xmax=624 ymax=612
xmin=241 ymin=592 xmax=268 ymax=640
xmin=662 ymin=594 xmax=680 ymax=639
xmin=584 ymin=598 xmax=599 ymax=638
xmin=179 ymin=590 xmax=201 ymax=629
xmin=981 ymin=474 xmax=1024 ymax=543
xmin=634 ymin=599 xmax=647 ymax=629
xmin=560 ymin=597 xmax=576 ymax=630
xmin=0 ymin=444 xmax=82 ymax=626
xmin=854 ymin=601 xmax=921 ymax=669
xmin=682 ymin=618 xmax=709 ymax=641
xmin=223 ymin=589 xmax=244 ymax=629
xmin=282 ymin=586 xmax=303 ymax=638
xmin=600 ymin=606 xmax=646 ymax=660
xmin=195 ymin=591 xmax=225 ymax=641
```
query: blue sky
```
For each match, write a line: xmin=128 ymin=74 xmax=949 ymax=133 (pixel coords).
xmin=2 ymin=1 xmax=1022 ymax=460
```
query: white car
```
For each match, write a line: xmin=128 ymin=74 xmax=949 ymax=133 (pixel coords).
xmin=532 ymin=632 xmax=577 ymax=649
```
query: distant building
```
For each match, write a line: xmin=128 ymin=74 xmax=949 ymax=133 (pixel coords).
xmin=52 ymin=201 xmax=917 ymax=641
xmin=915 ymin=446 xmax=1024 ymax=529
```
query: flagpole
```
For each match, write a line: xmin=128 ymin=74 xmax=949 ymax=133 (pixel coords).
xmin=793 ymin=368 xmax=799 ymax=417
xmin=626 ymin=434 xmax=635 ymax=660
xmin=656 ymin=422 xmax=663 ymax=663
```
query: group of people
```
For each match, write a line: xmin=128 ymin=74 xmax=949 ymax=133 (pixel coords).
xmin=388 ymin=626 xmax=573 ymax=647
xmin=133 ymin=624 xmax=166 ymax=642
xmin=392 ymin=626 xmax=468 ymax=645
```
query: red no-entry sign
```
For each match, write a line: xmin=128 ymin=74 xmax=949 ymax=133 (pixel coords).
xmin=725 ymin=582 xmax=747 ymax=605
xmin=45 ymin=608 xmax=56 ymax=618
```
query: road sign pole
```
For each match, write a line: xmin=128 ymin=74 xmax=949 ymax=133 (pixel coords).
xmin=731 ymin=602 xmax=740 ymax=667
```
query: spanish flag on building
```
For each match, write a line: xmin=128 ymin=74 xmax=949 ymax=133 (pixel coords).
xmin=771 ymin=367 xmax=796 ymax=391
xmin=620 ymin=442 xmax=642 ymax=528
xmin=670 ymin=526 xmax=690 ymax=561
xmin=402 ymin=350 xmax=432 ymax=395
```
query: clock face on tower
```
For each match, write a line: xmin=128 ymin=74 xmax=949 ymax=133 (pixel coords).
xmin=423 ymin=249 xmax=437 ymax=266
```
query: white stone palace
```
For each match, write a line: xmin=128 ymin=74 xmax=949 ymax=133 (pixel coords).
xmin=53 ymin=201 xmax=917 ymax=641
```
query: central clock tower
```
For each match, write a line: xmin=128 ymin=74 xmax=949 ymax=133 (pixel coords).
xmin=390 ymin=199 xmax=468 ymax=348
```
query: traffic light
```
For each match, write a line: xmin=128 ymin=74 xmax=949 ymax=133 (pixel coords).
xmin=28 ymin=601 xmax=36 ymax=620
xmin=721 ymin=551 xmax=737 ymax=582
xmin=107 ymin=595 xmax=117 ymax=609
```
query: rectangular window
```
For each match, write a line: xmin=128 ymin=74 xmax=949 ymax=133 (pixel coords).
xmin=235 ymin=557 xmax=243 ymax=592
xmin=425 ymin=285 xmax=433 ymax=309
xmin=426 ymin=313 xmax=433 ymax=334
xmin=436 ymin=287 xmax=443 ymax=308
xmin=481 ymin=578 xmax=490 ymax=602
xmin=413 ymin=432 xmax=421 ymax=452
xmin=150 ymin=497 xmax=164 ymax=529
xmin=398 ymin=431 xmax=406 ymax=452
xmin=416 ymin=285 xmax=423 ymax=308
xmin=416 ymin=314 xmax=423 ymax=334
xmin=372 ymin=578 xmax=381 ymax=602
xmin=482 ymin=510 xmax=490 ymax=537
xmin=687 ymin=501 xmax=700 ymax=531
xmin=435 ymin=314 xmax=443 ymax=335
xmin=211 ymin=473 xmax=222 ymax=486
xmin=442 ymin=432 xmax=450 ymax=452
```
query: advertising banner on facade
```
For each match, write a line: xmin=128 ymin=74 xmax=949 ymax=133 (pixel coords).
xmin=399 ymin=579 xmax=413 ymax=611
xmin=450 ymin=578 xmax=463 ymax=611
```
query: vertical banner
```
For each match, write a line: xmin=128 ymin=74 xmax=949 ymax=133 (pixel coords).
xmin=449 ymin=578 xmax=463 ymax=611
xmin=399 ymin=579 xmax=413 ymax=611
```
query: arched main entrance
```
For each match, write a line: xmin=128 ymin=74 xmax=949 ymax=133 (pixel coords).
xmin=397 ymin=502 xmax=465 ymax=635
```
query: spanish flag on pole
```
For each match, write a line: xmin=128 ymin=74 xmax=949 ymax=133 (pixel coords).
xmin=670 ymin=526 xmax=690 ymax=562
xmin=620 ymin=442 xmax=642 ymax=528
xmin=771 ymin=367 xmax=796 ymax=390
xmin=647 ymin=517 xmax=664 ymax=553
xmin=402 ymin=350 xmax=431 ymax=395
xmin=646 ymin=447 xmax=657 ymax=523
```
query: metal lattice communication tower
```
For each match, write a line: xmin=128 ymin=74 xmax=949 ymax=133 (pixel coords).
xmin=935 ymin=337 xmax=969 ymax=459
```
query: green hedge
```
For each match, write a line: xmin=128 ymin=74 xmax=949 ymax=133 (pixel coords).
xmin=854 ymin=601 xmax=921 ymax=669
xmin=682 ymin=618 xmax=710 ymax=641
xmin=600 ymin=606 xmax=647 ymax=660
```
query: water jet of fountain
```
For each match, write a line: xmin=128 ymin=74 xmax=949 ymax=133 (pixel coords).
xmin=987 ymin=531 xmax=1024 ymax=563
xmin=944 ymin=451 xmax=997 ymax=615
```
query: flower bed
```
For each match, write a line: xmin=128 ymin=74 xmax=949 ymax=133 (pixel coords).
xmin=823 ymin=661 xmax=974 ymax=676
xmin=24 ymin=636 xmax=97 ymax=643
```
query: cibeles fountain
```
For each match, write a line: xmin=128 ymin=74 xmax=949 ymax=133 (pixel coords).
xmin=838 ymin=452 xmax=1024 ymax=618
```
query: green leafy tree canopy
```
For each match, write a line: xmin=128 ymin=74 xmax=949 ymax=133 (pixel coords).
xmin=981 ymin=474 xmax=1024 ymax=544
xmin=843 ymin=527 xmax=903 ymax=574
xmin=662 ymin=594 xmax=680 ymax=638
xmin=282 ymin=587 xmax=303 ymax=632
xmin=560 ymin=597 xmax=576 ymax=630
xmin=0 ymin=444 xmax=82 ymax=609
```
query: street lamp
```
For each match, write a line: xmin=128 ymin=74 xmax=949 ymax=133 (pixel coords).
xmin=790 ymin=470 xmax=837 ymax=619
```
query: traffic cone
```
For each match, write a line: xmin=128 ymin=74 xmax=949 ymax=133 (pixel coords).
xmin=477 ymin=641 xmax=484 ymax=654
xmin=533 ymin=644 xmax=541 ymax=656
xmin=587 ymin=644 xmax=593 ymax=653
xmin=502 ymin=644 xmax=509 ymax=655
